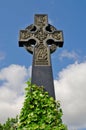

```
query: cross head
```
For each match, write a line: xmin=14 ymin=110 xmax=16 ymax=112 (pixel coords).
xmin=19 ymin=14 xmax=63 ymax=66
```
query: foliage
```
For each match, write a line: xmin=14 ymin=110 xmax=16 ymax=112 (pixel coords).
xmin=1 ymin=116 xmax=18 ymax=130
xmin=0 ymin=81 xmax=67 ymax=130
xmin=17 ymin=81 xmax=68 ymax=130
xmin=0 ymin=123 xmax=3 ymax=130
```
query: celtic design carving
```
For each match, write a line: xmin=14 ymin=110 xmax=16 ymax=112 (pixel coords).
xmin=35 ymin=15 xmax=48 ymax=27
xmin=19 ymin=14 xmax=64 ymax=66
xmin=52 ymin=31 xmax=63 ymax=41
xmin=35 ymin=44 xmax=49 ymax=65
xmin=35 ymin=29 xmax=47 ymax=42
xmin=20 ymin=30 xmax=33 ymax=40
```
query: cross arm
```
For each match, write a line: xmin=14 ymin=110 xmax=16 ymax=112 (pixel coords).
xmin=19 ymin=30 xmax=33 ymax=47
xmin=52 ymin=30 xmax=64 ymax=47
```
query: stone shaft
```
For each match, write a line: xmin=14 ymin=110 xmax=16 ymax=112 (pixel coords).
xmin=32 ymin=66 xmax=55 ymax=98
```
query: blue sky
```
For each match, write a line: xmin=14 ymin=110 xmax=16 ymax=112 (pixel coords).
xmin=0 ymin=0 xmax=86 ymax=130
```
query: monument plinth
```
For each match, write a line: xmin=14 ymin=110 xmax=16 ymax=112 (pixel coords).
xmin=19 ymin=14 xmax=64 ymax=99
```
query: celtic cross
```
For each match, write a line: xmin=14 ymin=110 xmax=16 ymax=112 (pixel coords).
xmin=19 ymin=14 xmax=64 ymax=98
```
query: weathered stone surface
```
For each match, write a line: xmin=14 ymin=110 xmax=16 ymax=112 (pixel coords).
xmin=19 ymin=14 xmax=64 ymax=99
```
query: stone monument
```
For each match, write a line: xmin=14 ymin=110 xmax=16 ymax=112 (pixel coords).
xmin=19 ymin=14 xmax=64 ymax=99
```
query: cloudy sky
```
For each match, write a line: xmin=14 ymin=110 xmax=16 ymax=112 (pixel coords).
xmin=0 ymin=0 xmax=86 ymax=130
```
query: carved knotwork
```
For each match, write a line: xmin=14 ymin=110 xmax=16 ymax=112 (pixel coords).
xmin=35 ymin=15 xmax=48 ymax=27
xmin=35 ymin=44 xmax=49 ymax=65
xmin=19 ymin=14 xmax=64 ymax=66
xmin=35 ymin=29 xmax=47 ymax=42
xmin=20 ymin=30 xmax=32 ymax=40
xmin=52 ymin=31 xmax=63 ymax=41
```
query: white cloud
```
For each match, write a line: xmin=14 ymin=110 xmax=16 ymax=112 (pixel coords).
xmin=59 ymin=50 xmax=79 ymax=61
xmin=0 ymin=64 xmax=31 ymax=123
xmin=54 ymin=62 xmax=86 ymax=130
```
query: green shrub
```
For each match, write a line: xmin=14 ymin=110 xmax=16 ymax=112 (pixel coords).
xmin=2 ymin=116 xmax=18 ymax=130
xmin=18 ymin=81 xmax=67 ymax=130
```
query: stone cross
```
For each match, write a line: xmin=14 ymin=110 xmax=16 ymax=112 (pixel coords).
xmin=19 ymin=14 xmax=64 ymax=99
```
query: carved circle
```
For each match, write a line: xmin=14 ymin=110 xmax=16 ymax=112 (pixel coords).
xmin=24 ymin=39 xmax=36 ymax=54
xmin=26 ymin=24 xmax=37 ymax=32
xmin=45 ymin=24 xmax=56 ymax=33
xmin=27 ymin=39 xmax=36 ymax=46
xmin=46 ymin=39 xmax=57 ymax=53
xmin=46 ymin=39 xmax=54 ymax=46
xmin=30 ymin=26 xmax=37 ymax=32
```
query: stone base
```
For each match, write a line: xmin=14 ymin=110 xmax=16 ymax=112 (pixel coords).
xmin=31 ymin=65 xmax=55 ymax=99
